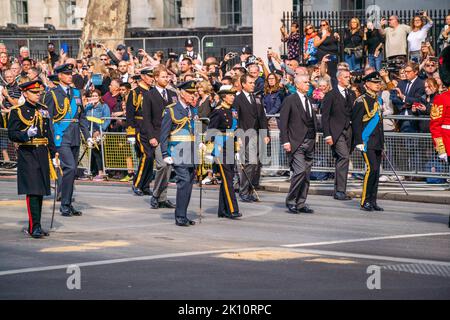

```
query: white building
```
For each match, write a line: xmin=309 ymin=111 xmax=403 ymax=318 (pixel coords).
xmin=0 ymin=0 xmax=447 ymax=30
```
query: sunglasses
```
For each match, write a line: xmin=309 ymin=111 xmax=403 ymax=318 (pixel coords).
xmin=305 ymin=26 xmax=313 ymax=30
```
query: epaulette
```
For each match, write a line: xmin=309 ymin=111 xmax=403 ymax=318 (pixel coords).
xmin=165 ymin=103 xmax=176 ymax=109
xmin=355 ymin=95 xmax=365 ymax=103
xmin=36 ymin=102 xmax=48 ymax=110
xmin=9 ymin=104 xmax=23 ymax=111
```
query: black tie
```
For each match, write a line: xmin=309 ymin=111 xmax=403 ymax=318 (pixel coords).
xmin=405 ymin=81 xmax=412 ymax=96
xmin=249 ymin=94 xmax=255 ymax=105
xmin=304 ymin=96 xmax=311 ymax=118
xmin=162 ymin=89 xmax=167 ymax=102
xmin=66 ymin=87 xmax=71 ymax=100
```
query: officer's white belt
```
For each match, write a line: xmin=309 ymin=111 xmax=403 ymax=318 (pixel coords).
xmin=442 ymin=125 xmax=450 ymax=130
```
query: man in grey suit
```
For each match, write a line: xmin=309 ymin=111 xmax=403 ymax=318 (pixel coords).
xmin=279 ymin=75 xmax=318 ymax=214
xmin=321 ymin=69 xmax=355 ymax=200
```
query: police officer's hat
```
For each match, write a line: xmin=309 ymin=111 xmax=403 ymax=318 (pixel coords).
xmin=177 ymin=80 xmax=197 ymax=93
xmin=185 ymin=39 xmax=194 ymax=47
xmin=116 ymin=44 xmax=126 ymax=51
xmin=241 ymin=45 xmax=252 ymax=55
xmin=19 ymin=79 xmax=44 ymax=93
xmin=140 ymin=67 xmax=154 ymax=76
xmin=48 ymin=74 xmax=60 ymax=85
xmin=218 ymin=85 xmax=236 ymax=95
xmin=439 ymin=45 xmax=450 ymax=87
xmin=362 ymin=71 xmax=382 ymax=83
xmin=54 ymin=63 xmax=74 ymax=74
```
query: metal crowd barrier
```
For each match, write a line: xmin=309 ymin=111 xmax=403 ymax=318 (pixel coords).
xmin=1 ymin=116 xmax=449 ymax=179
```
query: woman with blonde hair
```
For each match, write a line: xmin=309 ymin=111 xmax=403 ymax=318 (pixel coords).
xmin=407 ymin=11 xmax=433 ymax=63
xmin=343 ymin=17 xmax=364 ymax=71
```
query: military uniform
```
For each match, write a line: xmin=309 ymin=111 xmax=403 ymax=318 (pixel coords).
xmin=126 ymin=76 xmax=152 ymax=196
xmin=430 ymin=46 xmax=450 ymax=162
xmin=8 ymin=80 xmax=57 ymax=238
xmin=160 ymin=81 xmax=198 ymax=226
xmin=44 ymin=64 xmax=90 ymax=216
xmin=352 ymin=72 xmax=385 ymax=212
xmin=208 ymin=88 xmax=241 ymax=219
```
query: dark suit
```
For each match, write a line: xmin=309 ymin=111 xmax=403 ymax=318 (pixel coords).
xmin=233 ymin=91 xmax=268 ymax=198
xmin=279 ymin=92 xmax=318 ymax=209
xmin=44 ymin=85 xmax=89 ymax=209
xmin=143 ymin=86 xmax=178 ymax=202
xmin=321 ymin=87 xmax=355 ymax=194
xmin=391 ymin=77 xmax=425 ymax=133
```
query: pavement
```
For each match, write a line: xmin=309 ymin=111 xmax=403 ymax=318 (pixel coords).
xmin=0 ymin=178 xmax=449 ymax=300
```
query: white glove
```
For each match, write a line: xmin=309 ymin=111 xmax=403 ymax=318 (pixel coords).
xmin=27 ymin=125 xmax=38 ymax=137
xmin=439 ymin=153 xmax=448 ymax=162
xmin=87 ymin=137 xmax=94 ymax=149
xmin=163 ymin=157 xmax=174 ymax=165
xmin=52 ymin=158 xmax=59 ymax=167
xmin=205 ymin=155 xmax=214 ymax=164
xmin=127 ymin=137 xmax=136 ymax=145
xmin=356 ymin=144 xmax=365 ymax=152
xmin=234 ymin=153 xmax=240 ymax=163
xmin=198 ymin=143 xmax=207 ymax=152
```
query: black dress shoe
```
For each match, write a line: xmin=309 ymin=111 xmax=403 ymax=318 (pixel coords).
xmin=360 ymin=202 xmax=374 ymax=211
xmin=286 ymin=204 xmax=299 ymax=214
xmin=142 ymin=189 xmax=152 ymax=196
xmin=69 ymin=205 xmax=82 ymax=216
xmin=30 ymin=226 xmax=44 ymax=239
xmin=372 ymin=203 xmax=384 ymax=211
xmin=334 ymin=192 xmax=352 ymax=200
xmin=132 ymin=186 xmax=144 ymax=196
xmin=298 ymin=205 xmax=314 ymax=214
xmin=230 ymin=212 xmax=242 ymax=219
xmin=60 ymin=206 xmax=73 ymax=217
xmin=218 ymin=212 xmax=226 ymax=218
xmin=159 ymin=200 xmax=176 ymax=209
xmin=175 ymin=218 xmax=196 ymax=226
xmin=150 ymin=196 xmax=159 ymax=209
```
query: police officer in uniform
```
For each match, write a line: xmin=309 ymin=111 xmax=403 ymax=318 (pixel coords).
xmin=160 ymin=80 xmax=199 ymax=226
xmin=352 ymin=71 xmax=385 ymax=212
xmin=208 ymin=85 xmax=242 ymax=219
xmin=8 ymin=80 xmax=57 ymax=238
xmin=44 ymin=63 xmax=92 ymax=217
xmin=179 ymin=39 xmax=203 ymax=65
xmin=126 ymin=68 xmax=154 ymax=196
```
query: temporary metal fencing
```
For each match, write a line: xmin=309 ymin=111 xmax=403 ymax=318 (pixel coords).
xmin=1 ymin=116 xmax=449 ymax=179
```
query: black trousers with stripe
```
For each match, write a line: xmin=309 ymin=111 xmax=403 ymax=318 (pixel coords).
xmin=133 ymin=134 xmax=153 ymax=192
xmin=361 ymin=149 xmax=382 ymax=206
xmin=26 ymin=195 xmax=43 ymax=233
xmin=217 ymin=160 xmax=239 ymax=216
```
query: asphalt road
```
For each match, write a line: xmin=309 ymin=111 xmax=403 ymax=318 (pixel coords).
xmin=0 ymin=179 xmax=449 ymax=300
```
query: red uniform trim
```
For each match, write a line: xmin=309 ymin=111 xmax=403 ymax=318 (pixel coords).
xmin=26 ymin=195 xmax=33 ymax=234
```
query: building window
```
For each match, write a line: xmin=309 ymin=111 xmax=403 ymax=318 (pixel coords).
xmin=11 ymin=0 xmax=28 ymax=25
xmin=341 ymin=0 xmax=365 ymax=10
xmin=220 ymin=0 xmax=242 ymax=27
xmin=293 ymin=0 xmax=301 ymax=13
xmin=59 ymin=0 xmax=76 ymax=27
xmin=164 ymin=0 xmax=182 ymax=27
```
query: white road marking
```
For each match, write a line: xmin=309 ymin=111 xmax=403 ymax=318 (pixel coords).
xmin=289 ymin=248 xmax=450 ymax=267
xmin=281 ymin=232 xmax=450 ymax=248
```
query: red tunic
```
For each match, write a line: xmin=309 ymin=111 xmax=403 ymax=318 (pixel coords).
xmin=430 ymin=90 xmax=450 ymax=156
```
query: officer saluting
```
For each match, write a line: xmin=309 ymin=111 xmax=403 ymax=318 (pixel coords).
xmin=352 ymin=71 xmax=385 ymax=212
xmin=8 ymin=80 xmax=57 ymax=238
xmin=126 ymin=68 xmax=154 ymax=196
xmin=160 ymin=80 xmax=198 ymax=227
xmin=44 ymin=63 xmax=92 ymax=217
xmin=208 ymin=85 xmax=242 ymax=219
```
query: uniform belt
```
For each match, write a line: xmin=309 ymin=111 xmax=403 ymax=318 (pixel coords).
xmin=135 ymin=116 xmax=143 ymax=120
xmin=169 ymin=136 xmax=195 ymax=142
xmin=19 ymin=138 xmax=49 ymax=146
xmin=442 ymin=125 xmax=450 ymax=130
